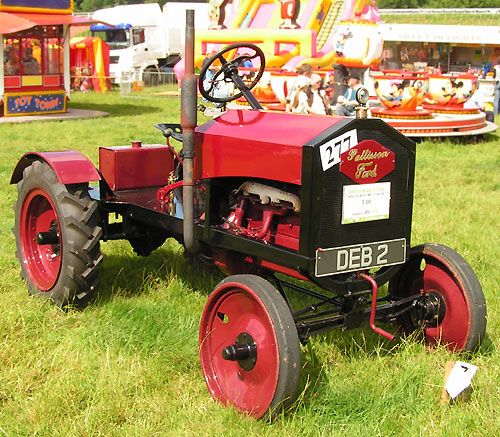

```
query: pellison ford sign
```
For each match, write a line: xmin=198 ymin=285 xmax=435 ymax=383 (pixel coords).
xmin=340 ymin=140 xmax=395 ymax=184
xmin=5 ymin=92 xmax=66 ymax=116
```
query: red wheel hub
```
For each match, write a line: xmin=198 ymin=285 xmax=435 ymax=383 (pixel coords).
xmin=20 ymin=188 xmax=62 ymax=291
xmin=420 ymin=259 xmax=470 ymax=351
xmin=199 ymin=282 xmax=280 ymax=418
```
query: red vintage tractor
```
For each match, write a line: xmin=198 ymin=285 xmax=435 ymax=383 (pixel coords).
xmin=11 ymin=12 xmax=486 ymax=419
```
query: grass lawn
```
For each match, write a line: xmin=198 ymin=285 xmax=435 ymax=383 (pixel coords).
xmin=0 ymin=89 xmax=499 ymax=436
xmin=380 ymin=13 xmax=500 ymax=26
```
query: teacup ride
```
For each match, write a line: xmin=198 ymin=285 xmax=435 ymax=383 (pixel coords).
xmin=422 ymin=74 xmax=478 ymax=114
xmin=371 ymin=74 xmax=432 ymax=119
xmin=370 ymin=73 xmax=496 ymax=137
xmin=235 ymin=69 xmax=287 ymax=110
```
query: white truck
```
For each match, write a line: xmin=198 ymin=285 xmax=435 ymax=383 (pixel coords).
xmin=91 ymin=2 xmax=209 ymax=84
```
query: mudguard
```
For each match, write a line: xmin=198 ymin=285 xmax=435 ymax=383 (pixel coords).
xmin=10 ymin=151 xmax=100 ymax=185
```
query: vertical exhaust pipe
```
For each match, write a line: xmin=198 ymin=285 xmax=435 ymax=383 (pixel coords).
xmin=181 ymin=10 xmax=200 ymax=253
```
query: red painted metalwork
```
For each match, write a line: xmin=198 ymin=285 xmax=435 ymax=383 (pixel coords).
xmin=340 ymin=140 xmax=395 ymax=184
xmin=11 ymin=151 xmax=100 ymax=185
xmin=195 ymin=110 xmax=343 ymax=184
xmin=371 ymin=108 xmax=433 ymax=119
xmin=259 ymin=260 xmax=308 ymax=280
xmin=358 ymin=273 xmax=395 ymax=341
xmin=199 ymin=280 xmax=280 ymax=418
xmin=99 ymin=144 xmax=174 ymax=191
xmin=157 ymin=180 xmax=183 ymax=214
xmin=43 ymin=75 xmax=60 ymax=87
xmin=422 ymin=104 xmax=478 ymax=114
xmin=4 ymin=76 xmax=21 ymax=88
xmin=418 ymin=259 xmax=471 ymax=351
xmin=20 ymin=187 xmax=61 ymax=291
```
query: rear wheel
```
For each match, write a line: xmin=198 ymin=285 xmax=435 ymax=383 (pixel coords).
xmin=199 ymin=274 xmax=301 ymax=418
xmin=14 ymin=161 xmax=103 ymax=307
xmin=389 ymin=244 xmax=486 ymax=352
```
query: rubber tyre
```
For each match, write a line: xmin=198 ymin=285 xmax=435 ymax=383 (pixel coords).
xmin=199 ymin=274 xmax=301 ymax=419
xmin=389 ymin=243 xmax=486 ymax=352
xmin=14 ymin=161 xmax=103 ymax=307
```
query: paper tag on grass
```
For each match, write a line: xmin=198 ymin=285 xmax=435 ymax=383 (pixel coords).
xmin=445 ymin=361 xmax=478 ymax=399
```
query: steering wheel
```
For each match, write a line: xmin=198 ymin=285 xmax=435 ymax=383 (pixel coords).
xmin=198 ymin=43 xmax=266 ymax=105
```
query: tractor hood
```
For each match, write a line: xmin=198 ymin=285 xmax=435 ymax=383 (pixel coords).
xmin=195 ymin=110 xmax=346 ymax=185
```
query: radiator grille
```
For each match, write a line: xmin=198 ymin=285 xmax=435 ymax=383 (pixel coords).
xmin=317 ymin=129 xmax=413 ymax=250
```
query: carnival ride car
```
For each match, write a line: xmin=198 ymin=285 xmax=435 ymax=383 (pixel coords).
xmin=11 ymin=12 xmax=486 ymax=419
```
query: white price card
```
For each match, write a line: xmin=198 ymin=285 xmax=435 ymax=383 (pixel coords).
xmin=342 ymin=182 xmax=391 ymax=224
xmin=445 ymin=361 xmax=478 ymax=399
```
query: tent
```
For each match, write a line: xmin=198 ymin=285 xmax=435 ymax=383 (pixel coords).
xmin=70 ymin=37 xmax=110 ymax=92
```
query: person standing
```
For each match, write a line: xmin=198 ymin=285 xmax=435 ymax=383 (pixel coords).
xmin=336 ymin=75 xmax=361 ymax=116
xmin=286 ymin=63 xmax=312 ymax=112
xmin=493 ymin=63 xmax=500 ymax=117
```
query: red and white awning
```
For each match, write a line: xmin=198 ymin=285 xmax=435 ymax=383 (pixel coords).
xmin=0 ymin=12 xmax=100 ymax=34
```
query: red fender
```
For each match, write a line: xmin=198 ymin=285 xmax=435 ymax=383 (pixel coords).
xmin=10 ymin=151 xmax=100 ymax=185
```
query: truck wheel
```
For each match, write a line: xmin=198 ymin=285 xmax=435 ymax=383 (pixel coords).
xmin=144 ymin=66 xmax=159 ymax=87
xmin=199 ymin=274 xmax=301 ymax=419
xmin=14 ymin=161 xmax=103 ymax=307
xmin=389 ymin=244 xmax=486 ymax=352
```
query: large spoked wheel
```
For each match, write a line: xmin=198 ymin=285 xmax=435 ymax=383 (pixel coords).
xmin=199 ymin=274 xmax=301 ymax=419
xmin=14 ymin=160 xmax=103 ymax=307
xmin=389 ymin=244 xmax=486 ymax=352
xmin=198 ymin=43 xmax=265 ymax=104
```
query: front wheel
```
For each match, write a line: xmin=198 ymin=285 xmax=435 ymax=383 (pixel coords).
xmin=389 ymin=244 xmax=486 ymax=352
xmin=14 ymin=160 xmax=103 ymax=307
xmin=199 ymin=274 xmax=301 ymax=418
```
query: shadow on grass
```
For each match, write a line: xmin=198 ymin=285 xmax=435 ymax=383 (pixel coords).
xmin=68 ymin=102 xmax=163 ymax=117
xmin=93 ymin=240 xmax=224 ymax=306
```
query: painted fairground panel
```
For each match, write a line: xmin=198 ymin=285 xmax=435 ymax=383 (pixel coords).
xmin=3 ymin=25 xmax=65 ymax=116
xmin=0 ymin=0 xmax=72 ymax=14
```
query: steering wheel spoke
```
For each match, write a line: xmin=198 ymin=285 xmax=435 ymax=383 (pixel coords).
xmin=198 ymin=43 xmax=266 ymax=107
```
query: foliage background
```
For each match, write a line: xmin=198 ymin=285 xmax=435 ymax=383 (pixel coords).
xmin=74 ymin=0 xmax=500 ymax=13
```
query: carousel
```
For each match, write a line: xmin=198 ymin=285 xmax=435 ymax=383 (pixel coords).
xmin=371 ymin=71 xmax=497 ymax=137
xmin=0 ymin=0 xmax=99 ymax=117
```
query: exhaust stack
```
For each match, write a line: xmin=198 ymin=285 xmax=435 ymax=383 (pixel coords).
xmin=181 ymin=10 xmax=200 ymax=253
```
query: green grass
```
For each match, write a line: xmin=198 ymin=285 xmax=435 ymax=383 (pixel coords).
xmin=380 ymin=13 xmax=500 ymax=26
xmin=0 ymin=90 xmax=499 ymax=435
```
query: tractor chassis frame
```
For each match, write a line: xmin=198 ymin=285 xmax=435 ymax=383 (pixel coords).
xmin=271 ymin=275 xmax=422 ymax=344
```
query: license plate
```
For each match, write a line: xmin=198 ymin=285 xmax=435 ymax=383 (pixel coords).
xmin=315 ymin=238 xmax=406 ymax=277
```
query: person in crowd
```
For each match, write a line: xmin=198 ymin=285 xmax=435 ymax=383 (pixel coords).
xmin=201 ymin=51 xmax=217 ymax=101
xmin=493 ymin=62 xmax=500 ymax=117
xmin=464 ymin=82 xmax=494 ymax=122
xmin=22 ymin=47 xmax=40 ymax=74
xmin=286 ymin=63 xmax=312 ymax=112
xmin=336 ymin=75 xmax=361 ymax=116
xmin=291 ymin=73 xmax=329 ymax=115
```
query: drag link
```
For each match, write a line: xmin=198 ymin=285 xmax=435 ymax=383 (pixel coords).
xmin=358 ymin=272 xmax=396 ymax=341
